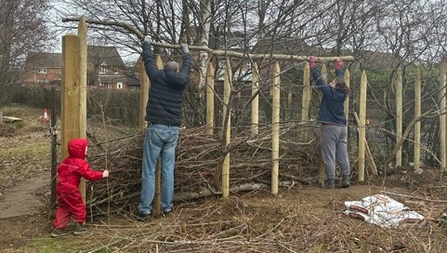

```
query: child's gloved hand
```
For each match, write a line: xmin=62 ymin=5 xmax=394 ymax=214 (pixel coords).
xmin=102 ymin=170 xmax=109 ymax=178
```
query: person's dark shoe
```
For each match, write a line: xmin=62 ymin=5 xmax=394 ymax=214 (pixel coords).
xmin=341 ymin=176 xmax=351 ymax=188
xmin=51 ymin=228 xmax=69 ymax=238
xmin=163 ymin=209 xmax=172 ymax=216
xmin=322 ymin=179 xmax=335 ymax=189
xmin=135 ymin=211 xmax=152 ymax=221
xmin=73 ymin=223 xmax=87 ymax=235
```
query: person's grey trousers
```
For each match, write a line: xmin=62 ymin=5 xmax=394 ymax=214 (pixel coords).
xmin=320 ymin=124 xmax=351 ymax=181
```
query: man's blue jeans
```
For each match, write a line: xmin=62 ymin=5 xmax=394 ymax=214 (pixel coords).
xmin=138 ymin=123 xmax=179 ymax=214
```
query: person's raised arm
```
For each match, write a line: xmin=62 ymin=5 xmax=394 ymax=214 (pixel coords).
xmin=141 ymin=36 xmax=159 ymax=78
xmin=309 ymin=56 xmax=327 ymax=87
xmin=178 ymin=43 xmax=192 ymax=83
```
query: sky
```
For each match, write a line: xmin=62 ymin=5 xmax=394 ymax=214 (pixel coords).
xmin=46 ymin=1 xmax=139 ymax=65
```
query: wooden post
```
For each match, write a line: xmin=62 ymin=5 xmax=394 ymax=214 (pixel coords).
xmin=358 ymin=71 xmax=367 ymax=181
xmin=222 ymin=59 xmax=232 ymax=198
xmin=321 ymin=64 xmax=328 ymax=82
xmin=139 ymin=57 xmax=150 ymax=129
xmin=206 ymin=63 xmax=215 ymax=135
xmin=318 ymin=64 xmax=328 ymax=184
xmin=440 ymin=63 xmax=447 ymax=169
xmin=78 ymin=16 xmax=88 ymax=202
xmin=61 ymin=34 xmax=81 ymax=163
xmin=414 ymin=72 xmax=421 ymax=170
xmin=271 ymin=62 xmax=280 ymax=194
xmin=354 ymin=112 xmax=378 ymax=175
xmin=301 ymin=62 xmax=311 ymax=142
xmin=50 ymin=87 xmax=58 ymax=211
xmin=78 ymin=17 xmax=87 ymax=134
xmin=395 ymin=71 xmax=403 ymax=167
xmin=152 ymin=55 xmax=164 ymax=215
xmin=344 ymin=69 xmax=350 ymax=124
xmin=287 ymin=92 xmax=292 ymax=108
xmin=251 ymin=63 xmax=259 ymax=135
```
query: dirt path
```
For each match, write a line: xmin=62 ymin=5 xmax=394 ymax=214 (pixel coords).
xmin=0 ymin=171 xmax=48 ymax=219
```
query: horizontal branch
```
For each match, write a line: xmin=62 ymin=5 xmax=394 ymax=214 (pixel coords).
xmin=62 ymin=17 xmax=355 ymax=61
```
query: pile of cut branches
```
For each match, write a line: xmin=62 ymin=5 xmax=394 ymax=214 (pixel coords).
xmin=85 ymin=123 xmax=321 ymax=216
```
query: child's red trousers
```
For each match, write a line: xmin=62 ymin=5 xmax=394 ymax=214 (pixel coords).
xmin=53 ymin=190 xmax=86 ymax=229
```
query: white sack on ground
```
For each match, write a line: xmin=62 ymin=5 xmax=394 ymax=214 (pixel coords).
xmin=344 ymin=194 xmax=425 ymax=228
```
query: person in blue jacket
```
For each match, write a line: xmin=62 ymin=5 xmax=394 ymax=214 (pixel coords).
xmin=309 ymin=56 xmax=351 ymax=189
xmin=137 ymin=36 xmax=192 ymax=220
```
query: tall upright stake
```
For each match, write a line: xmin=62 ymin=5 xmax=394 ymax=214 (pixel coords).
xmin=206 ymin=63 xmax=215 ymax=135
xmin=414 ymin=72 xmax=421 ymax=170
xmin=78 ymin=16 xmax=88 ymax=202
xmin=153 ymin=55 xmax=164 ymax=215
xmin=301 ymin=62 xmax=311 ymax=142
xmin=395 ymin=71 xmax=403 ymax=167
xmin=251 ymin=63 xmax=259 ymax=136
xmin=440 ymin=63 xmax=447 ymax=169
xmin=271 ymin=62 xmax=281 ymax=194
xmin=222 ymin=59 xmax=232 ymax=198
xmin=50 ymin=87 xmax=58 ymax=212
xmin=318 ymin=64 xmax=328 ymax=184
xmin=344 ymin=69 xmax=351 ymax=124
xmin=61 ymin=34 xmax=81 ymax=171
xmin=358 ymin=71 xmax=367 ymax=181
xmin=139 ymin=56 xmax=150 ymax=129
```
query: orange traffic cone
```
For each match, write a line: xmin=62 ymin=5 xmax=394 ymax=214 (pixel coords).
xmin=39 ymin=109 xmax=49 ymax=122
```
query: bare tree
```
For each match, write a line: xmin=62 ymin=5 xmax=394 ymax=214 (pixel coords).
xmin=0 ymin=0 xmax=53 ymax=105
xmin=53 ymin=0 xmax=447 ymax=165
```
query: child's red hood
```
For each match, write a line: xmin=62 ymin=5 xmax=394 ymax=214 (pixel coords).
xmin=68 ymin=138 xmax=88 ymax=159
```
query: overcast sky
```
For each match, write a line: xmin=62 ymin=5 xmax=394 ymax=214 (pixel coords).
xmin=46 ymin=1 xmax=139 ymax=65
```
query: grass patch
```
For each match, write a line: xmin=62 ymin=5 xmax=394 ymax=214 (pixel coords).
xmin=26 ymin=238 xmax=71 ymax=253
xmin=6 ymin=120 xmax=25 ymax=129
xmin=37 ymin=238 xmax=111 ymax=253
xmin=11 ymin=238 xmax=111 ymax=253
xmin=2 ymin=105 xmax=44 ymax=119
xmin=0 ymin=121 xmax=51 ymax=188
xmin=0 ymin=141 xmax=49 ymax=156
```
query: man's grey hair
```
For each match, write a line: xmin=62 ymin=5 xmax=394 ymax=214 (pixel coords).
xmin=165 ymin=61 xmax=179 ymax=72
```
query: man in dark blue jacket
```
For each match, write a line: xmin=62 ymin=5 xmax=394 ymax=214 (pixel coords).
xmin=137 ymin=36 xmax=192 ymax=220
xmin=309 ymin=56 xmax=351 ymax=189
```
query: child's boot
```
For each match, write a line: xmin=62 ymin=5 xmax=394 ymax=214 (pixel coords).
xmin=51 ymin=228 xmax=68 ymax=238
xmin=73 ymin=223 xmax=87 ymax=235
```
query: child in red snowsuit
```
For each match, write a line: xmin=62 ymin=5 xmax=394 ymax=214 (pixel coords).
xmin=51 ymin=138 xmax=109 ymax=237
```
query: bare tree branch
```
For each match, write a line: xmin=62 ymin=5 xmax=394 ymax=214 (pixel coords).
xmin=383 ymin=108 xmax=441 ymax=170
xmin=62 ymin=17 xmax=354 ymax=61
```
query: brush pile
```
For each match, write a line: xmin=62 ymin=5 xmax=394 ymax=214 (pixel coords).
xmin=84 ymin=122 xmax=321 ymax=216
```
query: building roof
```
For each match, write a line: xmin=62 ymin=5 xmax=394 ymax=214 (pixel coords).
xmin=87 ymin=46 xmax=125 ymax=68
xmin=26 ymin=52 xmax=62 ymax=68
xmin=354 ymin=50 xmax=406 ymax=71
xmin=26 ymin=46 xmax=126 ymax=69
